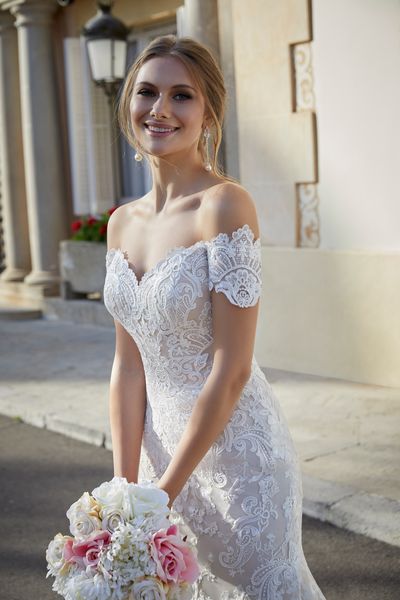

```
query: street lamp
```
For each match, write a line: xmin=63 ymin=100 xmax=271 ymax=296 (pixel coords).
xmin=82 ymin=1 xmax=128 ymax=99
xmin=82 ymin=1 xmax=129 ymax=202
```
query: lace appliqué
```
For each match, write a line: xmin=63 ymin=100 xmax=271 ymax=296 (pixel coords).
xmin=207 ymin=225 xmax=262 ymax=308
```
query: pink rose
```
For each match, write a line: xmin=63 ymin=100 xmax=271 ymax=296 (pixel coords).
xmin=149 ymin=524 xmax=200 ymax=585
xmin=63 ymin=530 xmax=111 ymax=570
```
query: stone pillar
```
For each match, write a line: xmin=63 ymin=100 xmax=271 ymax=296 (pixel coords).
xmin=0 ymin=10 xmax=30 ymax=281
xmin=3 ymin=0 xmax=68 ymax=288
xmin=177 ymin=0 xmax=220 ymax=63
xmin=177 ymin=0 xmax=226 ymax=169
xmin=216 ymin=0 xmax=239 ymax=180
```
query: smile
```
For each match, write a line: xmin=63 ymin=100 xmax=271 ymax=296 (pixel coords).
xmin=144 ymin=124 xmax=179 ymax=137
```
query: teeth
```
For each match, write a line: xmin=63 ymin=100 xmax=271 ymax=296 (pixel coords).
xmin=147 ymin=125 xmax=175 ymax=132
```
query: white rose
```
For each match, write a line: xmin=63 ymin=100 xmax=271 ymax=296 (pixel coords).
xmin=101 ymin=506 xmax=126 ymax=533
xmin=67 ymin=491 xmax=93 ymax=515
xmin=91 ymin=477 xmax=131 ymax=518
xmin=66 ymin=492 xmax=102 ymax=539
xmin=130 ymin=578 xmax=167 ymax=600
xmin=46 ymin=533 xmax=68 ymax=577
xmin=127 ymin=481 xmax=170 ymax=518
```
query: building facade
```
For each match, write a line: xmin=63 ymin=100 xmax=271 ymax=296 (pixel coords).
xmin=0 ymin=0 xmax=399 ymax=386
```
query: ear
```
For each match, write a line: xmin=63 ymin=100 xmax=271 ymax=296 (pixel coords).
xmin=202 ymin=111 xmax=212 ymax=130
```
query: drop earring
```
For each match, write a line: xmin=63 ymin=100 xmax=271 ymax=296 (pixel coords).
xmin=134 ymin=149 xmax=143 ymax=162
xmin=203 ymin=127 xmax=212 ymax=172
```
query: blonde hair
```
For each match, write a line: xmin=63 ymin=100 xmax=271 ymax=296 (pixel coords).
xmin=117 ymin=34 xmax=234 ymax=181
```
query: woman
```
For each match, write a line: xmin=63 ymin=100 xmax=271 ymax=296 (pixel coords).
xmin=104 ymin=35 xmax=326 ymax=599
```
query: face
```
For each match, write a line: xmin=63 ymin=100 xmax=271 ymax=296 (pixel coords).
xmin=130 ymin=55 xmax=207 ymax=161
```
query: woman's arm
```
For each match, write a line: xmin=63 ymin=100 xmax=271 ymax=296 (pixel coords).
xmin=157 ymin=362 xmax=252 ymax=505
xmin=106 ymin=205 xmax=147 ymax=483
xmin=109 ymin=320 xmax=147 ymax=483
xmin=157 ymin=183 xmax=261 ymax=505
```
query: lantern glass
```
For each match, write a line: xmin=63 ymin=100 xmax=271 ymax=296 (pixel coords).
xmin=113 ymin=40 xmax=128 ymax=79
xmin=87 ymin=38 xmax=127 ymax=82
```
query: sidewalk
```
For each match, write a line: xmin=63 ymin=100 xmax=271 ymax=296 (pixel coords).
xmin=0 ymin=317 xmax=399 ymax=548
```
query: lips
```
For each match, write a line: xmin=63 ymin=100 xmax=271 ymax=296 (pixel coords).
xmin=143 ymin=123 xmax=179 ymax=139
xmin=146 ymin=125 xmax=177 ymax=132
xmin=144 ymin=121 xmax=179 ymax=136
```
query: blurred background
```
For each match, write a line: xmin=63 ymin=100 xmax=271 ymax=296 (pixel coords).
xmin=0 ymin=1 xmax=399 ymax=597
xmin=1 ymin=0 xmax=399 ymax=387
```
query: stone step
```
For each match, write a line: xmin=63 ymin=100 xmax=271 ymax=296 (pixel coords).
xmin=0 ymin=306 xmax=42 ymax=320
xmin=43 ymin=297 xmax=113 ymax=327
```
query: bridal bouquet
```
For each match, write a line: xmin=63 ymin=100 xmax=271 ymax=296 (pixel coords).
xmin=46 ymin=477 xmax=200 ymax=600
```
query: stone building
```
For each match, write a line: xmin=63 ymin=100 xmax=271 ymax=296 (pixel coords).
xmin=0 ymin=0 xmax=399 ymax=387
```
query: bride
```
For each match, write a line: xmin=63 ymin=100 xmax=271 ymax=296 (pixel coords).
xmin=104 ymin=34 xmax=326 ymax=599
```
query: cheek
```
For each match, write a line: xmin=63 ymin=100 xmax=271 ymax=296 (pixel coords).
xmin=129 ymin=97 xmax=146 ymax=126
xmin=180 ymin=104 xmax=205 ymax=131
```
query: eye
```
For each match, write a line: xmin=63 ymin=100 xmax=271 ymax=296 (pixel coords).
xmin=137 ymin=89 xmax=155 ymax=96
xmin=174 ymin=93 xmax=192 ymax=101
xmin=136 ymin=89 xmax=192 ymax=101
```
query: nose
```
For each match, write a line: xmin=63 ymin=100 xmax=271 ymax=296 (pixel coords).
xmin=150 ymin=93 xmax=169 ymax=118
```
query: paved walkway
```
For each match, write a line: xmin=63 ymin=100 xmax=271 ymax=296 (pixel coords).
xmin=0 ymin=317 xmax=399 ymax=548
xmin=2 ymin=414 xmax=399 ymax=600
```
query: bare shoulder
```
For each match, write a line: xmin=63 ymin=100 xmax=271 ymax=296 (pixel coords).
xmin=106 ymin=204 xmax=129 ymax=251
xmin=106 ymin=196 xmax=149 ymax=251
xmin=201 ymin=181 xmax=260 ymax=240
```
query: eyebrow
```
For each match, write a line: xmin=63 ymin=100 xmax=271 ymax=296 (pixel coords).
xmin=135 ymin=81 xmax=196 ymax=92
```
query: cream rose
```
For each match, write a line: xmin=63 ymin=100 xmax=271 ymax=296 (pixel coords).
xmin=46 ymin=533 xmax=71 ymax=577
xmin=66 ymin=492 xmax=102 ymax=539
xmin=129 ymin=578 xmax=167 ymax=600
xmin=101 ymin=506 xmax=126 ymax=533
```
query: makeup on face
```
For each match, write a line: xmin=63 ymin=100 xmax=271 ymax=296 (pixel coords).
xmin=130 ymin=56 xmax=206 ymax=154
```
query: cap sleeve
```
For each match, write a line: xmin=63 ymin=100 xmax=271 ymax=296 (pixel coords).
xmin=206 ymin=223 xmax=262 ymax=308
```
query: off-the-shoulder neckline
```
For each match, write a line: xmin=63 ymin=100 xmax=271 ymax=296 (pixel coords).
xmin=106 ymin=223 xmax=260 ymax=287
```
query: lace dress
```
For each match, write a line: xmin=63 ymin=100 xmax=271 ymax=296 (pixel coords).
xmin=103 ymin=224 xmax=326 ymax=600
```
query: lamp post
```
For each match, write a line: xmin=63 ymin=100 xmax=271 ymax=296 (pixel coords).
xmin=82 ymin=1 xmax=128 ymax=203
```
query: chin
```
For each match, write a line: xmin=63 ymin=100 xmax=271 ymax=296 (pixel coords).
xmin=144 ymin=146 xmax=190 ymax=161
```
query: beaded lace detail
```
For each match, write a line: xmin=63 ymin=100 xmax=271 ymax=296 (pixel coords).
xmin=103 ymin=223 xmax=326 ymax=600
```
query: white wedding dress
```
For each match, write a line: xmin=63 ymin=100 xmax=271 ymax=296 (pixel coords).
xmin=103 ymin=223 xmax=326 ymax=600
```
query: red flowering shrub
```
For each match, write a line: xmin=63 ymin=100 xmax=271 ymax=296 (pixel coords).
xmin=70 ymin=207 xmax=117 ymax=243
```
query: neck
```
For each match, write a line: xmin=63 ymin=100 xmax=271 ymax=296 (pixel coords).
xmin=147 ymin=145 xmax=214 ymax=213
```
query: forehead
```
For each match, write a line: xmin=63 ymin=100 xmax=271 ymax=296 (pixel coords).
xmin=135 ymin=55 xmax=199 ymax=90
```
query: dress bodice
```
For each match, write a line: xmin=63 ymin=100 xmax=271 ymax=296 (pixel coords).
xmin=103 ymin=223 xmax=262 ymax=401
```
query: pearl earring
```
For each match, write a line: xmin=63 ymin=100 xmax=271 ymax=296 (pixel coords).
xmin=134 ymin=150 xmax=143 ymax=162
xmin=203 ymin=127 xmax=212 ymax=172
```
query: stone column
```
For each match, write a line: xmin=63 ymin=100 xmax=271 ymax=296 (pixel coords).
xmin=177 ymin=0 xmax=226 ymax=169
xmin=0 ymin=10 xmax=30 ymax=281
xmin=177 ymin=0 xmax=220 ymax=62
xmin=216 ymin=0 xmax=239 ymax=180
xmin=3 ymin=0 xmax=69 ymax=288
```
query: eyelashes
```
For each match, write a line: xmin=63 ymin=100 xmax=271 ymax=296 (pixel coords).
xmin=174 ymin=93 xmax=192 ymax=101
xmin=136 ymin=89 xmax=192 ymax=101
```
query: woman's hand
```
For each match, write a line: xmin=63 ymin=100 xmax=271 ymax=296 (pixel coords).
xmin=156 ymin=480 xmax=175 ymax=511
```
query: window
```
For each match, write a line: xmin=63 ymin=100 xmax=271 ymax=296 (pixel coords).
xmin=64 ymin=37 xmax=115 ymax=215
